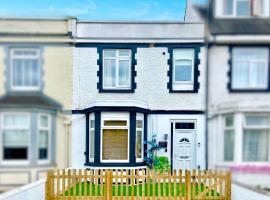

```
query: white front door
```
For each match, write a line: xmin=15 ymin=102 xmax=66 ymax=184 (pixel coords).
xmin=173 ymin=128 xmax=195 ymax=171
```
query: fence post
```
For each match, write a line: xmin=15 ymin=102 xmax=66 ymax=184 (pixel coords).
xmin=46 ymin=171 xmax=50 ymax=200
xmin=225 ymin=172 xmax=232 ymax=200
xmin=106 ymin=170 xmax=113 ymax=200
xmin=185 ymin=170 xmax=191 ymax=200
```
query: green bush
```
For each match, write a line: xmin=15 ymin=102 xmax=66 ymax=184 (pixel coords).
xmin=154 ymin=156 xmax=170 ymax=174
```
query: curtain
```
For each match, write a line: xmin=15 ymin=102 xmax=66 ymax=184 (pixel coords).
xmin=243 ymin=130 xmax=269 ymax=161
xmin=102 ymin=129 xmax=128 ymax=160
xmin=224 ymin=130 xmax=234 ymax=161
xmin=136 ymin=130 xmax=142 ymax=159
xmin=118 ymin=60 xmax=130 ymax=86
xmin=103 ymin=59 xmax=116 ymax=87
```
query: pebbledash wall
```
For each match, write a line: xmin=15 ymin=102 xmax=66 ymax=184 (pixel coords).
xmin=72 ymin=20 xmax=206 ymax=170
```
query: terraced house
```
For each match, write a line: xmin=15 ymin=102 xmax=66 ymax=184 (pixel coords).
xmin=197 ymin=0 xmax=270 ymax=189
xmin=0 ymin=18 xmax=73 ymax=192
xmin=72 ymin=4 xmax=207 ymax=173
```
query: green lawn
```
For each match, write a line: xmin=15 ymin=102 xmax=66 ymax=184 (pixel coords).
xmin=65 ymin=182 xmax=218 ymax=197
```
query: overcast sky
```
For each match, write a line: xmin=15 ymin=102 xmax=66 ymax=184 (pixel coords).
xmin=0 ymin=0 xmax=206 ymax=20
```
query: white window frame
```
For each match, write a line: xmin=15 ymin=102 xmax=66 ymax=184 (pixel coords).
xmin=223 ymin=115 xmax=235 ymax=162
xmin=0 ymin=112 xmax=31 ymax=165
xmin=100 ymin=112 xmax=130 ymax=163
xmin=232 ymin=48 xmax=269 ymax=90
xmin=136 ymin=113 xmax=144 ymax=162
xmin=10 ymin=48 xmax=41 ymax=91
xmin=37 ymin=114 xmax=51 ymax=164
xmin=242 ymin=114 xmax=270 ymax=163
xmin=102 ymin=49 xmax=131 ymax=90
xmin=172 ymin=49 xmax=195 ymax=91
xmin=89 ymin=113 xmax=95 ymax=162
xmin=216 ymin=0 xmax=270 ymax=18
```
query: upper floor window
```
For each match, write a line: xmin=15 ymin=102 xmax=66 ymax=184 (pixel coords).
xmin=231 ymin=48 xmax=269 ymax=90
xmin=219 ymin=0 xmax=269 ymax=17
xmin=10 ymin=48 xmax=41 ymax=91
xmin=102 ymin=49 xmax=131 ymax=90
xmin=172 ymin=49 xmax=195 ymax=91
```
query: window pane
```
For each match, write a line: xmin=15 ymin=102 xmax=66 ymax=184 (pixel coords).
xmin=31 ymin=60 xmax=39 ymax=86
xmin=250 ymin=62 xmax=266 ymax=87
xmin=13 ymin=60 xmax=23 ymax=86
xmin=90 ymin=120 xmax=95 ymax=129
xmin=252 ymin=0 xmax=264 ymax=16
xmin=103 ymin=59 xmax=116 ymax=87
xmin=119 ymin=50 xmax=130 ymax=57
xmin=232 ymin=61 xmax=249 ymax=88
xmin=118 ymin=60 xmax=130 ymax=86
xmin=3 ymin=115 xmax=28 ymax=127
xmin=175 ymin=60 xmax=192 ymax=82
xmin=90 ymin=130 xmax=95 ymax=159
xmin=224 ymin=130 xmax=234 ymax=161
xmin=136 ymin=130 xmax=143 ymax=159
xmin=136 ymin=120 xmax=142 ymax=128
xmin=40 ymin=115 xmax=49 ymax=128
xmin=102 ymin=129 xmax=128 ymax=160
xmin=24 ymin=60 xmax=31 ymax=86
xmin=225 ymin=116 xmax=234 ymax=127
xmin=38 ymin=130 xmax=48 ymax=160
xmin=224 ymin=0 xmax=233 ymax=15
xmin=243 ymin=130 xmax=268 ymax=161
xmin=3 ymin=130 xmax=28 ymax=160
xmin=104 ymin=120 xmax=127 ymax=126
xmin=236 ymin=1 xmax=251 ymax=16
xmin=245 ymin=116 xmax=269 ymax=126
xmin=104 ymin=50 xmax=116 ymax=58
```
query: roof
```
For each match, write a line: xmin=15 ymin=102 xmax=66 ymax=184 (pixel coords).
xmin=0 ymin=94 xmax=62 ymax=110
xmin=195 ymin=1 xmax=270 ymax=35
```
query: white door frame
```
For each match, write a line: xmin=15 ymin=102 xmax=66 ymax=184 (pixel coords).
xmin=171 ymin=120 xmax=197 ymax=171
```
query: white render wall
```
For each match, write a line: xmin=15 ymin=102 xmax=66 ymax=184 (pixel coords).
xmin=73 ymin=47 xmax=206 ymax=111
xmin=208 ymin=46 xmax=270 ymax=116
xmin=148 ymin=114 xmax=206 ymax=170
xmin=71 ymin=114 xmax=86 ymax=168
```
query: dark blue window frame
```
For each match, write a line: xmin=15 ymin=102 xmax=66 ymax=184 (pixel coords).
xmin=97 ymin=45 xmax=138 ymax=93
xmin=166 ymin=44 xmax=202 ymax=93
xmin=228 ymin=45 xmax=270 ymax=93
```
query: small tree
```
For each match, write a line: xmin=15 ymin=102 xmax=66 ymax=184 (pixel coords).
xmin=144 ymin=134 xmax=163 ymax=170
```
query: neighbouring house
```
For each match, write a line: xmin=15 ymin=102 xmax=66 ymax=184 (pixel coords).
xmin=71 ymin=3 xmax=207 ymax=172
xmin=197 ymin=0 xmax=270 ymax=189
xmin=0 ymin=18 xmax=73 ymax=192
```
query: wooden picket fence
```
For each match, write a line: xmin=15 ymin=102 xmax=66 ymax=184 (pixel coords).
xmin=46 ymin=169 xmax=231 ymax=200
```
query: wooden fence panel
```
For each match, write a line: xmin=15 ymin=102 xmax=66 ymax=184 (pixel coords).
xmin=46 ymin=168 xmax=231 ymax=200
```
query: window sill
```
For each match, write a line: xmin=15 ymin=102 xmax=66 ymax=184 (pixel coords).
xmin=169 ymin=89 xmax=198 ymax=93
xmin=229 ymin=88 xmax=270 ymax=93
xmin=99 ymin=89 xmax=135 ymax=93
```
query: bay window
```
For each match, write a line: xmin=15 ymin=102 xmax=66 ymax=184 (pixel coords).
xmin=2 ymin=113 xmax=30 ymax=161
xmin=172 ymin=49 xmax=195 ymax=91
xmin=103 ymin=49 xmax=131 ymax=90
xmin=231 ymin=48 xmax=269 ymax=90
xmin=223 ymin=114 xmax=270 ymax=163
xmin=101 ymin=114 xmax=129 ymax=162
xmin=10 ymin=48 xmax=40 ymax=91
xmin=136 ymin=114 xmax=144 ymax=162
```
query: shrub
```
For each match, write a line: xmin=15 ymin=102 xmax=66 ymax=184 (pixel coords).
xmin=154 ymin=156 xmax=170 ymax=174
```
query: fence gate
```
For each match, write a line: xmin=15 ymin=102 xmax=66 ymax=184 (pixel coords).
xmin=46 ymin=169 xmax=231 ymax=200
